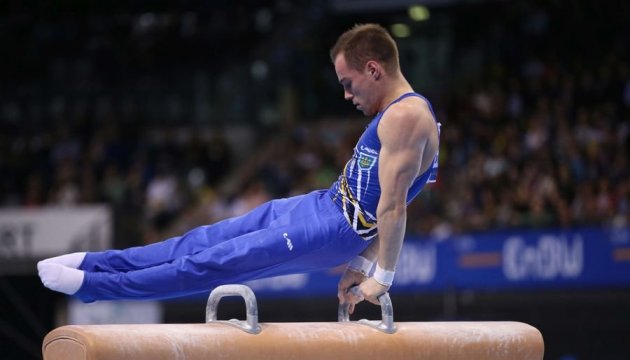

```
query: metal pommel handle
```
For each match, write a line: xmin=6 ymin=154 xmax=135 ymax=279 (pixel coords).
xmin=205 ymin=284 xmax=261 ymax=334
xmin=338 ymin=287 xmax=397 ymax=334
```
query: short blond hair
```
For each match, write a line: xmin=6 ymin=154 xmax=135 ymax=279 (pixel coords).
xmin=330 ymin=23 xmax=400 ymax=74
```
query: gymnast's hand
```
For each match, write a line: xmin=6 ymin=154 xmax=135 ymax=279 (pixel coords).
xmin=353 ymin=277 xmax=389 ymax=306
xmin=337 ymin=268 xmax=367 ymax=314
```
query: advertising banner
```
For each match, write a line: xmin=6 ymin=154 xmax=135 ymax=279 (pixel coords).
xmin=0 ymin=206 xmax=112 ymax=261
xmin=243 ymin=226 xmax=630 ymax=298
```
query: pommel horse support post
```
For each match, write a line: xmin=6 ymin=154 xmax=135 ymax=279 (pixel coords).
xmin=43 ymin=285 xmax=544 ymax=360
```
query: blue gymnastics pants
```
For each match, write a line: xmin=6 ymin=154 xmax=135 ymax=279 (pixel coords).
xmin=74 ymin=190 xmax=370 ymax=302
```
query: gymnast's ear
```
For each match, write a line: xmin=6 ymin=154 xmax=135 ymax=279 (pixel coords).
xmin=366 ymin=61 xmax=380 ymax=80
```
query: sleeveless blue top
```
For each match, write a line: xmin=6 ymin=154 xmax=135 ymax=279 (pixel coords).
xmin=327 ymin=92 xmax=441 ymax=240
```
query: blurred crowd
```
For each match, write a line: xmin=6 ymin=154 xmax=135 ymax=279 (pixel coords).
xmin=415 ymin=61 xmax=630 ymax=236
xmin=1 ymin=1 xmax=629 ymax=246
xmin=0 ymin=118 xmax=233 ymax=245
xmin=418 ymin=0 xmax=629 ymax=235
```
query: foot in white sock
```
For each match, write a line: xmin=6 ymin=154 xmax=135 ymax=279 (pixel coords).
xmin=37 ymin=262 xmax=85 ymax=295
xmin=40 ymin=252 xmax=86 ymax=269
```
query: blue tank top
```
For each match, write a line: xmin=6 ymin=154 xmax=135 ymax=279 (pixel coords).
xmin=327 ymin=92 xmax=441 ymax=240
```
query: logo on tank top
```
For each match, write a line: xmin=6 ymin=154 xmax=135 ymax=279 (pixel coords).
xmin=357 ymin=152 xmax=377 ymax=170
xmin=357 ymin=145 xmax=378 ymax=170
xmin=360 ymin=145 xmax=378 ymax=155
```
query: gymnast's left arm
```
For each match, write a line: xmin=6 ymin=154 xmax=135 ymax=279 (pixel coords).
xmin=355 ymin=106 xmax=429 ymax=305
xmin=338 ymin=238 xmax=380 ymax=313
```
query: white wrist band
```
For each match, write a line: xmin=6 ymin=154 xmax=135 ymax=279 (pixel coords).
xmin=348 ymin=256 xmax=374 ymax=276
xmin=373 ymin=264 xmax=395 ymax=286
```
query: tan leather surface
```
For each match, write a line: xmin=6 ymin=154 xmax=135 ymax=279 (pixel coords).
xmin=43 ymin=321 xmax=544 ymax=360
xmin=42 ymin=336 xmax=87 ymax=360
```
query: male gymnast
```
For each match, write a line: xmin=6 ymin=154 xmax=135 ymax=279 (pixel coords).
xmin=38 ymin=23 xmax=441 ymax=312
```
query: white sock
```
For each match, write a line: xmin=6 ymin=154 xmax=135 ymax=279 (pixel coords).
xmin=37 ymin=262 xmax=85 ymax=295
xmin=40 ymin=252 xmax=86 ymax=269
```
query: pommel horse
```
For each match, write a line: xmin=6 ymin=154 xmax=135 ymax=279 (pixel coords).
xmin=42 ymin=285 xmax=544 ymax=359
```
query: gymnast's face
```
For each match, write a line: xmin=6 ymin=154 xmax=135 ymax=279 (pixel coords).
xmin=334 ymin=54 xmax=379 ymax=116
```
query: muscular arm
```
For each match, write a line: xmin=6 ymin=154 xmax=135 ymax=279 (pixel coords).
xmin=375 ymin=108 xmax=428 ymax=270
xmin=355 ymin=102 xmax=435 ymax=303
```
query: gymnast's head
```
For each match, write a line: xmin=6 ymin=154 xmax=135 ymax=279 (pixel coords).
xmin=330 ymin=24 xmax=403 ymax=116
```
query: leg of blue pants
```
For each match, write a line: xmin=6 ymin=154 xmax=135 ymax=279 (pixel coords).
xmin=74 ymin=190 xmax=369 ymax=302
xmin=80 ymin=194 xmax=308 ymax=273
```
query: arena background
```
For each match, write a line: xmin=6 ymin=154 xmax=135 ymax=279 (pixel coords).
xmin=1 ymin=0 xmax=629 ymax=359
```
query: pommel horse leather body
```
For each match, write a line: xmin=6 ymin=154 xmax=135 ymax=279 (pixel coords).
xmin=43 ymin=321 xmax=544 ymax=360
xmin=42 ymin=286 xmax=544 ymax=360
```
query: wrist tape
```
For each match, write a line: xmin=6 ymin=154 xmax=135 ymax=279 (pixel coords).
xmin=373 ymin=264 xmax=395 ymax=286
xmin=348 ymin=256 xmax=374 ymax=276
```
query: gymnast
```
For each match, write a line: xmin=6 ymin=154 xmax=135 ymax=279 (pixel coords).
xmin=38 ymin=23 xmax=441 ymax=312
